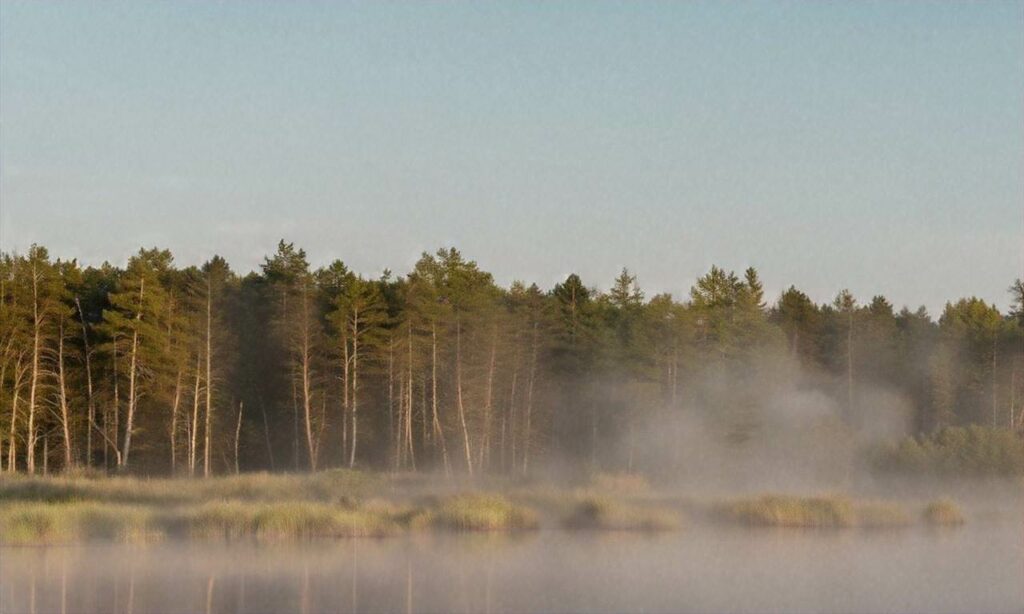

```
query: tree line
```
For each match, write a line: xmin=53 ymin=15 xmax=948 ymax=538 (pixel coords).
xmin=1 ymin=241 xmax=1023 ymax=476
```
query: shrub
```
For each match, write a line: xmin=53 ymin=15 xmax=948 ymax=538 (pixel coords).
xmin=875 ymin=426 xmax=1024 ymax=476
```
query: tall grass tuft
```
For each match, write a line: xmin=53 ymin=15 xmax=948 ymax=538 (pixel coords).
xmin=852 ymin=501 xmax=912 ymax=528
xmin=0 ymin=502 xmax=157 ymax=544
xmin=414 ymin=494 xmax=539 ymax=531
xmin=922 ymin=499 xmax=965 ymax=526
xmin=563 ymin=495 xmax=680 ymax=531
xmin=718 ymin=495 xmax=855 ymax=528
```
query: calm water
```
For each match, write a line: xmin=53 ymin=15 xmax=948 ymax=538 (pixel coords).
xmin=0 ymin=523 xmax=1021 ymax=613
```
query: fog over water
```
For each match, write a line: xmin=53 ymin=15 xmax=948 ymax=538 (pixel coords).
xmin=1 ymin=518 xmax=1021 ymax=614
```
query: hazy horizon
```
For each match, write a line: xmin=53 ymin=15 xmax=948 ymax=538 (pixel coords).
xmin=2 ymin=1 xmax=1022 ymax=314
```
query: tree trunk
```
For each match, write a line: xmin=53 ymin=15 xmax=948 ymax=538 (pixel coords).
xmin=991 ymin=338 xmax=998 ymax=429
xmin=479 ymin=328 xmax=497 ymax=471
xmin=431 ymin=323 xmax=450 ymax=476
xmin=56 ymin=321 xmax=73 ymax=470
xmin=26 ymin=265 xmax=41 ymax=474
xmin=349 ymin=308 xmax=360 ymax=468
xmin=522 ymin=322 xmax=538 ymax=475
xmin=6 ymin=355 xmax=24 ymax=472
xmin=169 ymin=369 xmax=182 ymax=474
xmin=846 ymin=309 xmax=854 ymax=422
xmin=204 ymin=276 xmax=214 ymax=477
xmin=455 ymin=317 xmax=473 ymax=476
xmin=121 ymin=277 xmax=145 ymax=469
xmin=388 ymin=333 xmax=395 ymax=469
xmin=75 ymin=298 xmax=96 ymax=468
xmin=190 ymin=354 xmax=202 ymax=476
xmin=508 ymin=336 xmax=520 ymax=474
xmin=234 ymin=401 xmax=244 ymax=474
xmin=300 ymin=284 xmax=317 ymax=471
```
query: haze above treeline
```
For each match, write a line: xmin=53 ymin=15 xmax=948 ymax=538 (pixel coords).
xmin=1 ymin=241 xmax=1022 ymax=478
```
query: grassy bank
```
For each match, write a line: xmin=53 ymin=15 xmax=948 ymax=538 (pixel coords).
xmin=0 ymin=474 xmax=548 ymax=543
xmin=0 ymin=473 xmax=971 ymax=543
xmin=715 ymin=494 xmax=961 ymax=529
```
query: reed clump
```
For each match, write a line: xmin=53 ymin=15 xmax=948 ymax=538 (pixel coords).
xmin=718 ymin=495 xmax=856 ymax=528
xmin=563 ymin=495 xmax=681 ymax=531
xmin=922 ymin=499 xmax=965 ymax=526
xmin=187 ymin=500 xmax=401 ymax=540
xmin=413 ymin=494 xmax=539 ymax=531
xmin=0 ymin=470 xmax=382 ymax=507
xmin=0 ymin=502 xmax=158 ymax=544
xmin=852 ymin=501 xmax=912 ymax=528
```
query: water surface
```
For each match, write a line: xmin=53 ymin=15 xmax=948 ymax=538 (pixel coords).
xmin=1 ymin=523 xmax=1021 ymax=613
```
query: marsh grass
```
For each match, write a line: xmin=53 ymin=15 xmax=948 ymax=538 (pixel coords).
xmin=0 ymin=502 xmax=158 ymax=544
xmin=922 ymin=499 xmax=965 ymax=526
xmin=413 ymin=494 xmax=539 ymax=531
xmin=717 ymin=495 xmax=856 ymax=528
xmin=0 ymin=499 xmax=401 ymax=544
xmin=563 ymin=495 xmax=681 ymax=531
xmin=0 ymin=470 xmax=379 ymax=507
xmin=852 ymin=501 xmax=912 ymax=528
xmin=717 ymin=495 xmax=924 ymax=528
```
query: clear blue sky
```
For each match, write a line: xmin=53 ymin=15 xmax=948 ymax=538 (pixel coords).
xmin=1 ymin=2 xmax=1021 ymax=314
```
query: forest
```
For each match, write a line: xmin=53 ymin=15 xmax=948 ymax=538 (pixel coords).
xmin=1 ymin=241 xmax=1022 ymax=478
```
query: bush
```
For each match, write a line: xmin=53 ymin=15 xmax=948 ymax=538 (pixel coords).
xmin=874 ymin=426 xmax=1024 ymax=476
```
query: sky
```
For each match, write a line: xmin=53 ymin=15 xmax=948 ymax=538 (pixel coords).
xmin=1 ymin=2 xmax=1022 ymax=315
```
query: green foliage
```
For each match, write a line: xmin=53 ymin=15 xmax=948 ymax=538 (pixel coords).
xmin=875 ymin=426 xmax=1024 ymax=476
xmin=5 ymin=239 xmax=1024 ymax=477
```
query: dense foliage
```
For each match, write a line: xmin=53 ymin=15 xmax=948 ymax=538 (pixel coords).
xmin=875 ymin=426 xmax=1024 ymax=476
xmin=1 ymin=242 xmax=1023 ymax=476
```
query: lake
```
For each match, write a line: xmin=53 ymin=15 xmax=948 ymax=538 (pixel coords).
xmin=1 ymin=521 xmax=1020 ymax=613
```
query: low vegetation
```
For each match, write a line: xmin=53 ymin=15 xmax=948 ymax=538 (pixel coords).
xmin=0 ymin=502 xmax=158 ymax=544
xmin=412 ymin=494 xmax=538 ymax=531
xmin=0 ymin=469 xmax=379 ymax=506
xmin=563 ymin=495 xmax=680 ymax=531
xmin=717 ymin=495 xmax=856 ymax=528
xmin=922 ymin=499 xmax=966 ymax=526
xmin=875 ymin=426 xmax=1024 ymax=477
xmin=716 ymin=494 xmax=963 ymax=529
xmin=852 ymin=501 xmax=913 ymax=528
xmin=0 ymin=474 xmax=975 ymax=543
xmin=0 ymin=474 xmax=548 ymax=543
